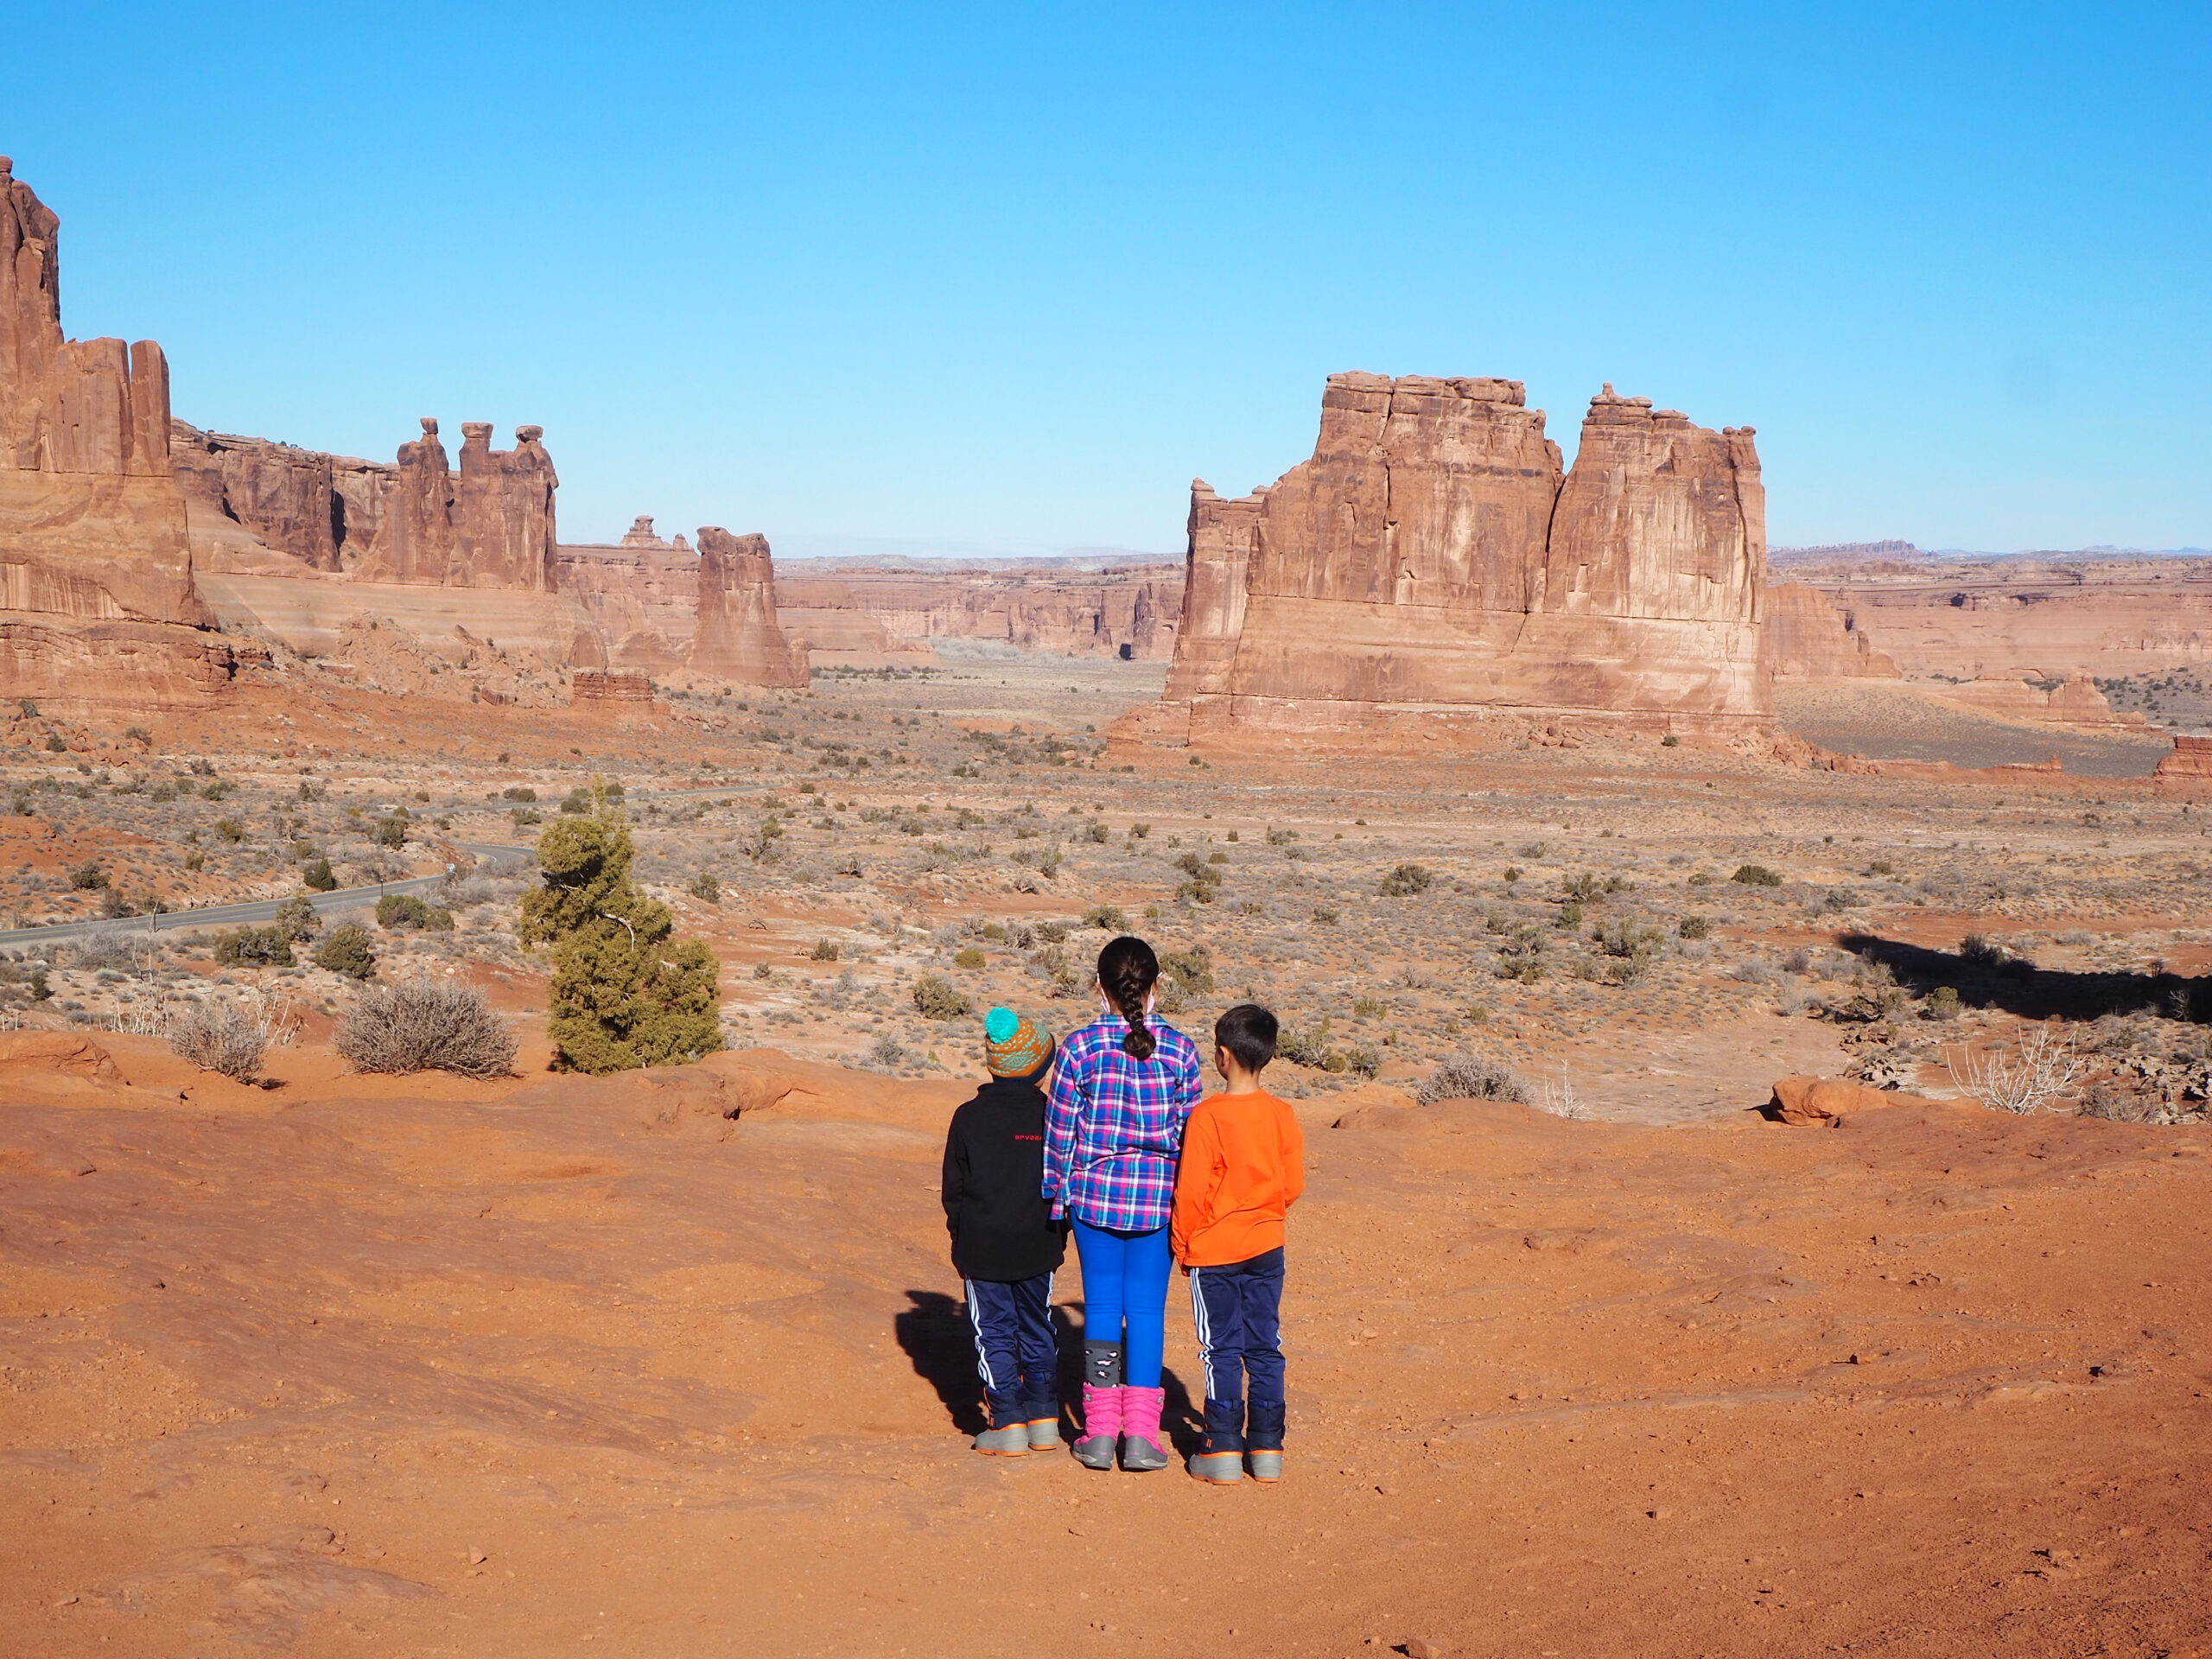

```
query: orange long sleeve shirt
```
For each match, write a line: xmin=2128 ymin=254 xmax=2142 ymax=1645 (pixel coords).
xmin=1171 ymin=1089 xmax=1306 ymax=1267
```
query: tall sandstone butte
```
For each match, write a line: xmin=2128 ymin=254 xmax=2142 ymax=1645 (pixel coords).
xmin=690 ymin=527 xmax=809 ymax=687
xmin=1160 ymin=373 xmax=1770 ymax=740
xmin=0 ymin=157 xmax=227 ymax=708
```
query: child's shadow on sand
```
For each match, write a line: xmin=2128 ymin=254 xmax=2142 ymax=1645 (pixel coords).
xmin=895 ymin=1291 xmax=1205 ymax=1453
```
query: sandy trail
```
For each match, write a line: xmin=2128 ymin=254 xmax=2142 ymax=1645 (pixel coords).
xmin=3 ymin=1037 xmax=2207 ymax=1657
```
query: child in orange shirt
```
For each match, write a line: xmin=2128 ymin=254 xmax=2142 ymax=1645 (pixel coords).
xmin=1171 ymin=1003 xmax=1306 ymax=1484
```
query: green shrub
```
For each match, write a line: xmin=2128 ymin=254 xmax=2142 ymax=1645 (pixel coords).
xmin=302 ymin=856 xmax=338 ymax=892
xmin=1082 ymin=904 xmax=1128 ymax=931
xmin=954 ymin=946 xmax=987 ymax=969
xmin=372 ymin=815 xmax=410 ymax=849
xmin=376 ymin=893 xmax=454 ymax=931
xmin=503 ymin=785 xmax=538 ymax=802
xmin=1379 ymin=863 xmax=1434 ymax=897
xmin=1276 ymin=1017 xmax=1334 ymax=1069
xmin=314 ymin=922 xmax=378 ymax=980
xmin=519 ymin=809 xmax=722 ymax=1073
xmin=689 ymin=871 xmax=721 ymax=904
xmin=1923 ymin=984 xmax=1962 ymax=1020
xmin=1958 ymin=934 xmax=2006 ymax=968
xmin=1677 ymin=914 xmax=1713 ymax=940
xmin=214 ymin=926 xmax=295 ymax=968
xmin=273 ymin=895 xmax=321 ymax=941
xmin=1731 ymin=864 xmax=1783 ymax=887
xmin=912 ymin=974 xmax=973 ymax=1020
xmin=810 ymin=938 xmax=841 ymax=962
xmin=214 ymin=817 xmax=246 ymax=843
xmin=67 ymin=861 xmax=108 ymax=891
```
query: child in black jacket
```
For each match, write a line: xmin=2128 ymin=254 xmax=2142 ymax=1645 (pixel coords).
xmin=942 ymin=1007 xmax=1067 ymax=1455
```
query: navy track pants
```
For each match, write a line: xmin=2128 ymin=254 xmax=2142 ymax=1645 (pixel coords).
xmin=1189 ymin=1246 xmax=1286 ymax=1452
xmin=965 ymin=1273 xmax=1058 ymax=1429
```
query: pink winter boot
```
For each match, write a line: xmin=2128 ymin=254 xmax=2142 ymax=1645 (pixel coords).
xmin=1073 ymin=1384 xmax=1123 ymax=1471
xmin=1119 ymin=1385 xmax=1170 ymax=1471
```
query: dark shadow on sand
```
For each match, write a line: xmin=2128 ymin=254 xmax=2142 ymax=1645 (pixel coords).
xmin=1839 ymin=931 xmax=2207 ymax=1024
xmin=894 ymin=1290 xmax=990 ymax=1435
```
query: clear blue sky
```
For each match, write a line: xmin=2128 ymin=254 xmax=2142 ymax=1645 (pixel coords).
xmin=11 ymin=3 xmax=2207 ymax=553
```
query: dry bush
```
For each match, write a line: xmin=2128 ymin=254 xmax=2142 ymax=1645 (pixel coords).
xmin=1945 ymin=1025 xmax=2083 ymax=1115
xmin=168 ymin=996 xmax=291 ymax=1081
xmin=1536 ymin=1067 xmax=1588 ymax=1120
xmin=336 ymin=977 xmax=516 ymax=1078
xmin=1416 ymin=1052 xmax=1530 ymax=1105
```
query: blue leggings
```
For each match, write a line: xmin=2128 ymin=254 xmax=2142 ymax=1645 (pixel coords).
xmin=1071 ymin=1218 xmax=1173 ymax=1389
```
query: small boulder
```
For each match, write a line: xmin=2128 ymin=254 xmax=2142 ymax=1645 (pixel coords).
xmin=1768 ymin=1075 xmax=1931 ymax=1126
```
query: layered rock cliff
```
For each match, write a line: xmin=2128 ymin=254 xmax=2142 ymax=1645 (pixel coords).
xmin=0 ymin=158 xmax=228 ymax=709
xmin=1160 ymin=374 xmax=1769 ymax=737
xmin=1763 ymin=582 xmax=1901 ymax=679
xmin=176 ymin=414 xmax=557 ymax=591
xmin=774 ymin=563 xmax=1180 ymax=660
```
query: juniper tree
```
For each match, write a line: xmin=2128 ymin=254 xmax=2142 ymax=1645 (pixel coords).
xmin=518 ymin=793 xmax=721 ymax=1074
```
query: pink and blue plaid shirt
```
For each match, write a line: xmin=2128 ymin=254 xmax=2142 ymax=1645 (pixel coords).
xmin=1043 ymin=1014 xmax=1203 ymax=1232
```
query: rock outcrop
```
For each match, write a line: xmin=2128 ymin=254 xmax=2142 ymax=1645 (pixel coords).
xmin=571 ymin=670 xmax=658 ymax=705
xmin=0 ymin=158 xmax=228 ymax=709
xmin=690 ymin=527 xmax=808 ymax=687
xmin=1157 ymin=374 xmax=1769 ymax=741
xmin=1763 ymin=582 xmax=1901 ymax=679
xmin=2156 ymin=735 xmax=2212 ymax=779
xmin=187 ymin=413 xmax=558 ymax=590
xmin=171 ymin=423 xmax=348 ymax=572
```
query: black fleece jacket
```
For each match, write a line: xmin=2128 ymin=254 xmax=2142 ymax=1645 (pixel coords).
xmin=941 ymin=1075 xmax=1069 ymax=1282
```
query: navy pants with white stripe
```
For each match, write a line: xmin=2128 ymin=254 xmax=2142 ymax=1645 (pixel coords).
xmin=1189 ymin=1246 xmax=1287 ymax=1452
xmin=966 ymin=1273 xmax=1058 ymax=1430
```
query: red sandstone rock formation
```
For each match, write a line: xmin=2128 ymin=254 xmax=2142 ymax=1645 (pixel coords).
xmin=550 ymin=540 xmax=699 ymax=671
xmin=172 ymin=423 xmax=346 ymax=571
xmin=1763 ymin=582 xmax=1901 ymax=679
xmin=454 ymin=423 xmax=556 ymax=590
xmin=619 ymin=516 xmax=690 ymax=553
xmin=0 ymin=159 xmax=226 ymax=709
xmin=1159 ymin=373 xmax=1768 ymax=739
xmin=2156 ymin=735 xmax=2212 ymax=779
xmin=690 ymin=527 xmax=807 ymax=687
xmin=356 ymin=418 xmax=455 ymax=584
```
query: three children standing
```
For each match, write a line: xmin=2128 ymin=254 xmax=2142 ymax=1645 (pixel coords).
xmin=939 ymin=933 xmax=1305 ymax=1483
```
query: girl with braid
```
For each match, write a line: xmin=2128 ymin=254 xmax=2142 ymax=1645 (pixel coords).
xmin=1043 ymin=935 xmax=1203 ymax=1471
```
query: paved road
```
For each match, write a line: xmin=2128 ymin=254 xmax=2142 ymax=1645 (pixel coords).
xmin=0 ymin=842 xmax=533 ymax=950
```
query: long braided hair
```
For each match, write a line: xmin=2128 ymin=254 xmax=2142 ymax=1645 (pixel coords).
xmin=1096 ymin=935 xmax=1160 ymax=1060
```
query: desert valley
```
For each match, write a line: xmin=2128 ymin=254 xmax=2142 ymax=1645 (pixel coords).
xmin=3 ymin=149 xmax=2209 ymax=1659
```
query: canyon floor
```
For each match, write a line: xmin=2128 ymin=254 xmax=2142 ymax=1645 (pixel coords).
xmin=3 ymin=649 xmax=2210 ymax=1657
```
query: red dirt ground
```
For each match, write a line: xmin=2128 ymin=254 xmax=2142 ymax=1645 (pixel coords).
xmin=3 ymin=1034 xmax=2208 ymax=1658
